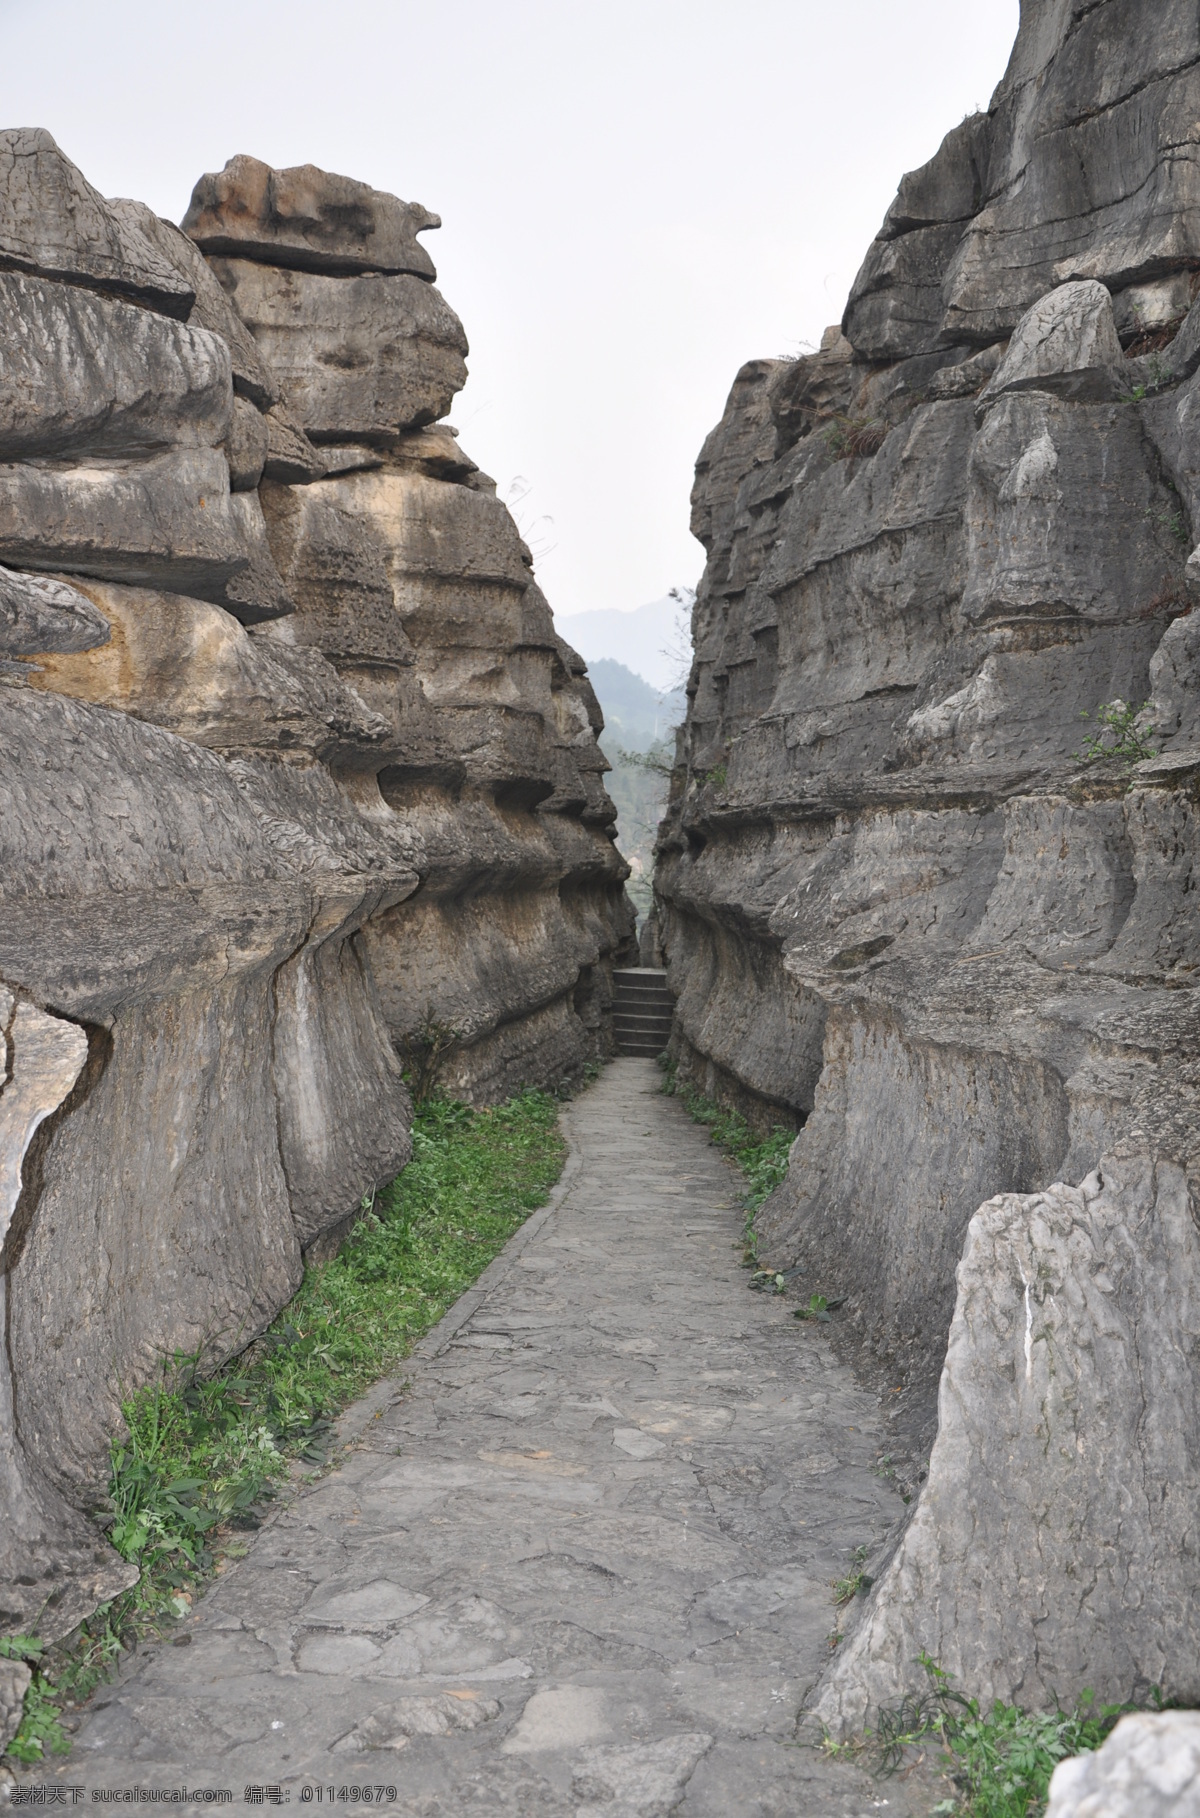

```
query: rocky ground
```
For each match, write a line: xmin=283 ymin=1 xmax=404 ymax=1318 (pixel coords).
xmin=34 ymin=1062 xmax=948 ymax=1815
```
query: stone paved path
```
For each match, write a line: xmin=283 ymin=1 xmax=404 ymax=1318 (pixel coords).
xmin=56 ymin=1060 xmax=937 ymax=1814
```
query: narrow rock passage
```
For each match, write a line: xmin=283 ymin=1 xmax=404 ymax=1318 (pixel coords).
xmin=64 ymin=1062 xmax=926 ymax=1814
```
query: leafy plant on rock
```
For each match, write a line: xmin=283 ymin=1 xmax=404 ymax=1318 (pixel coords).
xmin=1074 ymin=699 xmax=1157 ymax=769
xmin=0 ymin=1637 xmax=69 ymax=1766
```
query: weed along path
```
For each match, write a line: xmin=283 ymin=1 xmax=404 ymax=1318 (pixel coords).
xmin=54 ymin=1061 xmax=932 ymax=1815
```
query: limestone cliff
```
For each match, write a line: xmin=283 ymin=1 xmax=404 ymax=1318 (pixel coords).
xmin=0 ymin=134 xmax=632 ymax=1656
xmin=655 ymin=0 xmax=1200 ymax=1721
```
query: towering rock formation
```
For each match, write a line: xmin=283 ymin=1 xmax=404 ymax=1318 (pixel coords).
xmin=0 ymin=134 xmax=631 ymax=1668
xmin=655 ymin=0 xmax=1200 ymax=1723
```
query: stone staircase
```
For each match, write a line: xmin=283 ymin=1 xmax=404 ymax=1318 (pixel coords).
xmin=613 ymin=967 xmax=675 ymax=1058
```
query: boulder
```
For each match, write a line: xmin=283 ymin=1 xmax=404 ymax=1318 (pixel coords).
xmin=0 ymin=1658 xmax=31 ymax=1755
xmin=106 ymin=196 xmax=280 ymax=407
xmin=225 ymin=393 xmax=270 ymax=491
xmin=0 ymin=448 xmax=295 ymax=619
xmin=0 ymin=128 xmax=193 ymax=317
xmin=1046 ymin=1713 xmax=1200 ymax=1818
xmin=262 ymin=401 xmax=326 ymax=483
xmin=811 ymin=1148 xmax=1200 ymax=1729
xmin=0 ymin=564 xmax=110 ymax=657
xmin=978 ymin=281 xmax=1125 ymax=407
xmin=183 ymin=154 xmax=440 ymax=278
xmin=0 ymin=270 xmax=233 ymax=459
xmin=208 ymin=257 xmax=467 ymax=443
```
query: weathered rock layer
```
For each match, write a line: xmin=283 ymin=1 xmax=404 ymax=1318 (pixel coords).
xmin=655 ymin=0 xmax=1200 ymax=1721
xmin=0 ymin=133 xmax=632 ymax=1678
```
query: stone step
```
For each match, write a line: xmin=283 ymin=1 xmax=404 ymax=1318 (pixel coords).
xmin=613 ymin=965 xmax=672 ymax=1056
xmin=614 ymin=1014 xmax=673 ymax=1036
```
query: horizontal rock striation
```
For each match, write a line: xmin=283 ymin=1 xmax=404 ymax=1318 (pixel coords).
xmin=0 ymin=132 xmax=632 ymax=1691
xmin=655 ymin=0 xmax=1200 ymax=1722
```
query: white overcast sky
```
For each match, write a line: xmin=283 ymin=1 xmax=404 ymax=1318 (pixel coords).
xmin=0 ymin=0 xmax=1019 ymax=619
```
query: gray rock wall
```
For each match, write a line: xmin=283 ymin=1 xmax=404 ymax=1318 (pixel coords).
xmin=0 ymin=133 xmax=632 ymax=1672
xmin=655 ymin=0 xmax=1200 ymax=1721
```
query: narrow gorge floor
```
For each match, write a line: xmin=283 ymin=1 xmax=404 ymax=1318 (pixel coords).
xmin=57 ymin=1061 xmax=939 ymax=1815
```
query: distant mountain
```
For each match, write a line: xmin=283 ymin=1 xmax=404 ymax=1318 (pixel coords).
xmin=584 ymin=658 xmax=684 ymax=926
xmin=557 ymin=594 xmax=689 ymax=693
xmin=588 ymin=658 xmax=686 ymax=755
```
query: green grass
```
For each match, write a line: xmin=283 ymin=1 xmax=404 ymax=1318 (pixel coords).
xmin=827 ymin=1654 xmax=1154 ymax=1817
xmin=660 ymin=1061 xmax=793 ymax=1256
xmin=3 ymin=1088 xmax=565 ymax=1768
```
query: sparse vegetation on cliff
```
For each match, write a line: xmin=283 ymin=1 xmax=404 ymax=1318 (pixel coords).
xmin=1074 ymin=698 xmax=1158 ymax=768
xmin=824 ymin=413 xmax=888 ymax=459
xmin=2 ymin=1090 xmax=565 ymax=1769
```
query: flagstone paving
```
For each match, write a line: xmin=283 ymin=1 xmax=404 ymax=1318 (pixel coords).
xmin=49 ymin=1060 xmax=944 ymax=1814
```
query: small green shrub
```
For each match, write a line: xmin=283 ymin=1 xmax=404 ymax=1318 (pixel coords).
xmin=1074 ymin=699 xmax=1157 ymax=768
xmin=617 ymin=741 xmax=675 ymax=779
xmin=1145 ymin=502 xmax=1191 ymax=546
xmin=403 ymin=1006 xmax=463 ymax=1104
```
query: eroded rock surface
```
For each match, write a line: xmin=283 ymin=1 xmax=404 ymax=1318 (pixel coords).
xmin=655 ymin=0 xmax=1200 ymax=1724
xmin=1046 ymin=1712 xmax=1200 ymax=1817
xmin=0 ymin=132 xmax=631 ymax=1672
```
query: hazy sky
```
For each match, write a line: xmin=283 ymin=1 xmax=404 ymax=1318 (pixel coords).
xmin=1 ymin=0 xmax=1019 ymax=619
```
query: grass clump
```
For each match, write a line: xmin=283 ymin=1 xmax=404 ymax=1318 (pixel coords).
xmin=825 ymin=414 xmax=888 ymax=460
xmin=660 ymin=1061 xmax=793 ymax=1260
xmin=827 ymin=1653 xmax=1151 ymax=1817
xmin=3 ymin=1089 xmax=565 ymax=1768
xmin=832 ymin=1546 xmax=873 ymax=1608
